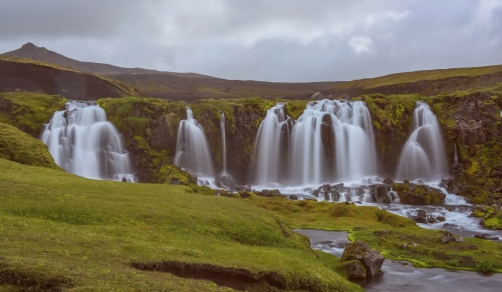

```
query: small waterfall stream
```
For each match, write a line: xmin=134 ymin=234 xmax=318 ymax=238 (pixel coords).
xmin=252 ymin=103 xmax=290 ymax=185
xmin=396 ymin=102 xmax=448 ymax=181
xmin=218 ymin=111 xmax=235 ymax=188
xmin=174 ymin=106 xmax=214 ymax=178
xmin=220 ymin=111 xmax=227 ymax=173
xmin=40 ymin=101 xmax=135 ymax=182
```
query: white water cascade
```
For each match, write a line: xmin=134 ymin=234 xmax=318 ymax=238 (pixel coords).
xmin=396 ymin=102 xmax=448 ymax=181
xmin=253 ymin=100 xmax=378 ymax=187
xmin=220 ymin=111 xmax=227 ymax=173
xmin=252 ymin=103 xmax=291 ymax=185
xmin=218 ymin=111 xmax=235 ymax=188
xmin=40 ymin=101 xmax=135 ymax=182
xmin=291 ymin=100 xmax=378 ymax=185
xmin=174 ymin=106 xmax=214 ymax=178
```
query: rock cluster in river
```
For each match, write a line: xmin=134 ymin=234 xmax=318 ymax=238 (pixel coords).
xmin=341 ymin=241 xmax=385 ymax=279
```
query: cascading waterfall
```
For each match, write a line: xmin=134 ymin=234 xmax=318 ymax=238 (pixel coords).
xmin=218 ymin=111 xmax=235 ymax=188
xmin=253 ymin=99 xmax=377 ymax=186
xmin=252 ymin=103 xmax=290 ymax=185
xmin=220 ymin=111 xmax=227 ymax=172
xmin=40 ymin=101 xmax=135 ymax=182
xmin=175 ymin=106 xmax=214 ymax=178
xmin=396 ymin=102 xmax=448 ymax=181
xmin=291 ymin=100 xmax=378 ymax=184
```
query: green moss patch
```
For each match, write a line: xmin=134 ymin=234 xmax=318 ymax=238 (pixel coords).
xmin=0 ymin=92 xmax=66 ymax=135
xmin=0 ymin=122 xmax=61 ymax=170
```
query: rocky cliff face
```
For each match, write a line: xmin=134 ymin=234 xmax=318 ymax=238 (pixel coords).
xmin=97 ymin=93 xmax=502 ymax=206
xmin=2 ymin=90 xmax=501 ymax=205
xmin=98 ymin=97 xmax=277 ymax=184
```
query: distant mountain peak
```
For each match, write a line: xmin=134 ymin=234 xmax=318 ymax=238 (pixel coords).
xmin=1 ymin=42 xmax=215 ymax=79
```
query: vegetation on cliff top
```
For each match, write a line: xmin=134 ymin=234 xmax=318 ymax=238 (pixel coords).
xmin=0 ymin=92 xmax=66 ymax=135
xmin=0 ymin=158 xmax=361 ymax=291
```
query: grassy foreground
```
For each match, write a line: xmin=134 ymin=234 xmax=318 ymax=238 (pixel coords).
xmin=0 ymin=158 xmax=361 ymax=291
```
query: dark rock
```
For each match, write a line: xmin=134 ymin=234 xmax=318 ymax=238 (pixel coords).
xmin=441 ymin=231 xmax=456 ymax=244
xmin=383 ymin=177 xmax=394 ymax=184
xmin=474 ymin=234 xmax=500 ymax=240
xmin=341 ymin=241 xmax=385 ymax=278
xmin=403 ymin=180 xmax=410 ymax=184
xmin=289 ymin=194 xmax=299 ymax=200
xmin=170 ymin=178 xmax=181 ymax=185
xmin=427 ymin=216 xmax=437 ymax=224
xmin=416 ymin=179 xmax=425 ymax=184
xmin=260 ymin=189 xmax=282 ymax=197
xmin=413 ymin=209 xmax=428 ymax=223
xmin=402 ymin=193 xmax=426 ymax=205
xmin=437 ymin=216 xmax=446 ymax=222
xmin=354 ymin=201 xmax=362 ymax=204
xmin=444 ymin=223 xmax=459 ymax=227
xmin=122 ymin=177 xmax=127 ymax=182
xmin=345 ymin=261 xmax=367 ymax=279
xmin=322 ymin=184 xmax=331 ymax=192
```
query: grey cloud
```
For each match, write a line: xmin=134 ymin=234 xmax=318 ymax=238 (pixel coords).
xmin=0 ymin=0 xmax=501 ymax=82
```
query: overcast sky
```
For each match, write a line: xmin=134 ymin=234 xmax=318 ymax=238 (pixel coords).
xmin=1 ymin=0 xmax=502 ymax=82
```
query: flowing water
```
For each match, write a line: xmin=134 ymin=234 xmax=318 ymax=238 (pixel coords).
xmin=175 ymin=106 xmax=215 ymax=183
xmin=219 ymin=110 xmax=236 ymax=188
xmin=252 ymin=103 xmax=290 ymax=185
xmin=295 ymin=229 xmax=502 ymax=292
xmin=252 ymin=99 xmax=377 ymax=187
xmin=396 ymin=102 xmax=448 ymax=181
xmin=40 ymin=101 xmax=135 ymax=182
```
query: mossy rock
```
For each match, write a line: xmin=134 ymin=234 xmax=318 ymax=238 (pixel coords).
xmin=0 ymin=122 xmax=61 ymax=170
xmin=472 ymin=205 xmax=502 ymax=229
xmin=392 ymin=183 xmax=446 ymax=204
xmin=156 ymin=164 xmax=197 ymax=185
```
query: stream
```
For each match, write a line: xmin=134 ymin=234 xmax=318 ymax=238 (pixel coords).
xmin=295 ymin=229 xmax=502 ymax=292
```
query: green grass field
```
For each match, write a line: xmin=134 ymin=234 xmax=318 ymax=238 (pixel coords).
xmin=0 ymin=157 xmax=362 ymax=291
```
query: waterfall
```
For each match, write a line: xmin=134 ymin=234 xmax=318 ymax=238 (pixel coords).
xmin=252 ymin=99 xmax=377 ymax=186
xmin=220 ymin=111 xmax=227 ymax=172
xmin=291 ymin=100 xmax=378 ymax=184
xmin=396 ymin=102 xmax=448 ymax=181
xmin=40 ymin=101 xmax=135 ymax=182
xmin=252 ymin=103 xmax=290 ymax=185
xmin=218 ymin=111 xmax=236 ymax=188
xmin=175 ymin=106 xmax=214 ymax=178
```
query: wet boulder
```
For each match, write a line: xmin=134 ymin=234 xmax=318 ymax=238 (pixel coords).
xmin=344 ymin=261 xmax=367 ymax=279
xmin=393 ymin=183 xmax=446 ymax=205
xmin=383 ymin=177 xmax=394 ymax=184
xmin=413 ymin=209 xmax=428 ymax=223
xmin=341 ymin=241 xmax=384 ymax=278
xmin=474 ymin=234 xmax=500 ymax=240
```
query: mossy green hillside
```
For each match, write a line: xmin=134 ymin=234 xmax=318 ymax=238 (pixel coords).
xmin=0 ymin=122 xmax=61 ymax=170
xmin=0 ymin=158 xmax=361 ymax=291
xmin=0 ymin=92 xmax=66 ymax=135
xmin=247 ymin=196 xmax=502 ymax=273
